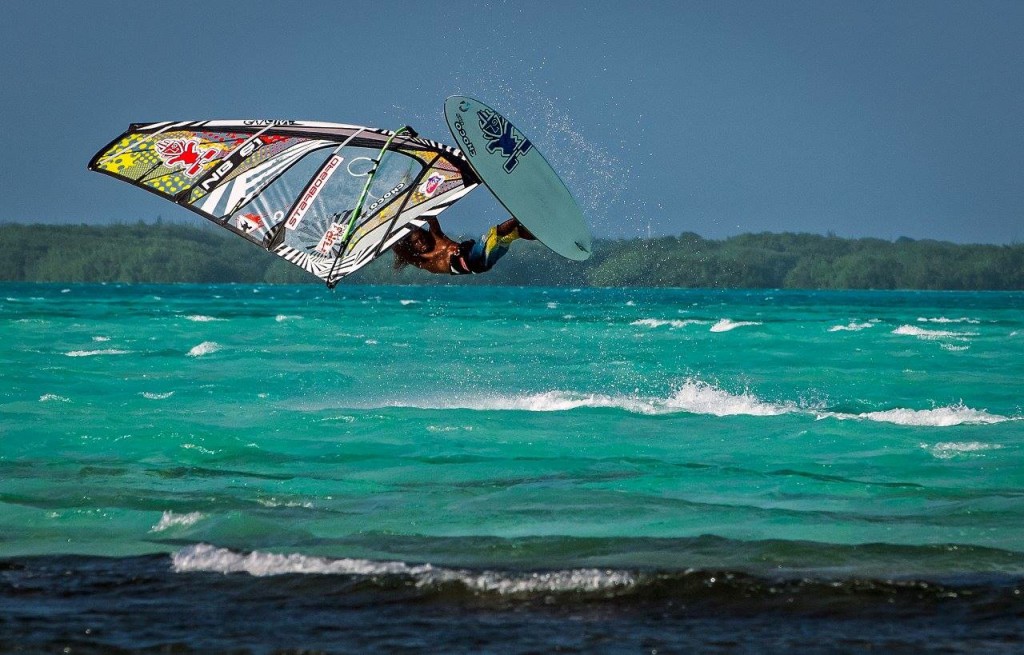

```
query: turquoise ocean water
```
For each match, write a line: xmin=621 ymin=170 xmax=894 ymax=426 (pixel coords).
xmin=2 ymin=283 xmax=1023 ymax=652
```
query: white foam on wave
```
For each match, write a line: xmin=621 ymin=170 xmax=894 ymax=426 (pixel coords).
xmin=388 ymin=380 xmax=794 ymax=418
xmin=828 ymin=321 xmax=876 ymax=332
xmin=427 ymin=425 xmax=474 ymax=433
xmin=380 ymin=384 xmax=1015 ymax=428
xmin=141 ymin=391 xmax=175 ymax=400
xmin=256 ymin=498 xmax=314 ymax=509
xmin=150 ymin=511 xmax=205 ymax=533
xmin=181 ymin=443 xmax=217 ymax=455
xmin=399 ymin=300 xmax=420 ymax=306
xmin=187 ymin=342 xmax=220 ymax=357
xmin=39 ymin=394 xmax=71 ymax=403
xmin=92 ymin=336 xmax=111 ymax=342
xmin=710 ymin=319 xmax=762 ymax=333
xmin=918 ymin=316 xmax=980 ymax=325
xmin=275 ymin=315 xmax=302 ymax=322
xmin=439 ymin=391 xmax=642 ymax=413
xmin=631 ymin=318 xmax=703 ymax=329
xmin=664 ymin=380 xmax=794 ymax=416
xmin=65 ymin=349 xmax=130 ymax=357
xmin=171 ymin=544 xmax=636 ymax=594
xmin=184 ymin=315 xmax=225 ymax=323
xmin=821 ymin=403 xmax=1010 ymax=427
xmin=892 ymin=325 xmax=977 ymax=340
xmin=921 ymin=441 xmax=1003 ymax=459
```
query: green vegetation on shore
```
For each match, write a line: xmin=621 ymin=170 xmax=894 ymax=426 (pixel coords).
xmin=1 ymin=223 xmax=1022 ymax=289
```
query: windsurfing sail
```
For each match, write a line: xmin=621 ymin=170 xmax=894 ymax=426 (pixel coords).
xmin=88 ymin=120 xmax=480 ymax=287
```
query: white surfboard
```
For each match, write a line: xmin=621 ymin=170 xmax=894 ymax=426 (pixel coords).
xmin=444 ymin=96 xmax=592 ymax=261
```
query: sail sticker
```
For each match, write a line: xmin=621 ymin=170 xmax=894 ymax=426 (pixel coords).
xmin=155 ymin=138 xmax=218 ymax=178
xmin=195 ymin=133 xmax=265 ymax=192
xmin=419 ymin=172 xmax=446 ymax=197
xmin=236 ymin=213 xmax=265 ymax=233
xmin=315 ymin=221 xmax=346 ymax=256
xmin=477 ymin=108 xmax=532 ymax=173
xmin=285 ymin=154 xmax=343 ymax=230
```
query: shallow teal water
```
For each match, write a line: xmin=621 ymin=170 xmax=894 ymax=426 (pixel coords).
xmin=1 ymin=283 xmax=1022 ymax=577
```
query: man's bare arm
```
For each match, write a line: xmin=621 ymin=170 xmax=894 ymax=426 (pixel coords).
xmin=424 ymin=216 xmax=445 ymax=237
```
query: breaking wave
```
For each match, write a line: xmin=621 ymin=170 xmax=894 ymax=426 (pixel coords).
xmin=187 ymin=341 xmax=220 ymax=357
xmin=893 ymin=325 xmax=977 ymax=340
xmin=710 ymin=319 xmax=762 ymax=333
xmin=819 ymin=403 xmax=1011 ymax=427
xmin=829 ymin=321 xmax=876 ymax=332
xmin=64 ymin=349 xmax=130 ymax=357
xmin=921 ymin=441 xmax=1004 ymax=459
xmin=917 ymin=317 xmax=981 ymax=325
xmin=380 ymin=380 xmax=796 ymax=417
xmin=631 ymin=318 xmax=704 ymax=329
xmin=151 ymin=511 xmax=205 ymax=533
xmin=184 ymin=315 xmax=225 ymax=323
xmin=172 ymin=544 xmax=637 ymax=595
xmin=367 ymin=383 xmax=1015 ymax=427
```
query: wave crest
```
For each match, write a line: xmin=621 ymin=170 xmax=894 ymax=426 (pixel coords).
xmin=171 ymin=544 xmax=637 ymax=595
xmin=383 ymin=380 xmax=795 ymax=417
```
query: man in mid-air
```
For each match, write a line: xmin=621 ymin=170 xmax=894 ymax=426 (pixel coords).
xmin=391 ymin=216 xmax=535 ymax=275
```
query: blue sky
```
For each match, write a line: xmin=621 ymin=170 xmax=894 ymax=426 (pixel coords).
xmin=2 ymin=0 xmax=1022 ymax=243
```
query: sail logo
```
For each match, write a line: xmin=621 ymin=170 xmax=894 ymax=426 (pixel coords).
xmin=198 ymin=136 xmax=264 ymax=192
xmin=419 ymin=173 xmax=446 ymax=197
xmin=452 ymin=113 xmax=477 ymax=156
xmin=286 ymin=155 xmax=343 ymax=230
xmin=315 ymin=221 xmax=345 ymax=256
xmin=477 ymin=109 xmax=532 ymax=173
xmin=366 ymin=182 xmax=406 ymax=215
xmin=155 ymin=138 xmax=217 ymax=178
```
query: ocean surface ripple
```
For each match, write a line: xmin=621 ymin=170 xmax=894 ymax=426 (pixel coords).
xmin=2 ymin=284 xmax=1023 ymax=652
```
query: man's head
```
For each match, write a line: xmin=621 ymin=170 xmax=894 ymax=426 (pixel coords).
xmin=404 ymin=227 xmax=435 ymax=255
xmin=392 ymin=226 xmax=435 ymax=270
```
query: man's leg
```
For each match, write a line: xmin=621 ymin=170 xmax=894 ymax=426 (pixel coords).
xmin=463 ymin=221 xmax=528 ymax=273
xmin=496 ymin=217 xmax=536 ymax=240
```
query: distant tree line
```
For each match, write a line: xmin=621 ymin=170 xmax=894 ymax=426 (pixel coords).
xmin=1 ymin=222 xmax=1022 ymax=290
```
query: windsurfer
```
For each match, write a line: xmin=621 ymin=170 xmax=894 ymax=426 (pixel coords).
xmin=392 ymin=217 xmax=535 ymax=275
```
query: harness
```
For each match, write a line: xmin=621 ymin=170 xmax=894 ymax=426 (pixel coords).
xmin=449 ymin=240 xmax=478 ymax=275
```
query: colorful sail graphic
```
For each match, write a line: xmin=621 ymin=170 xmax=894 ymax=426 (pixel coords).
xmin=89 ymin=120 xmax=479 ymax=286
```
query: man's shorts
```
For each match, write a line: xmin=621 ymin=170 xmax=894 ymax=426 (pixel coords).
xmin=450 ymin=225 xmax=518 ymax=275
